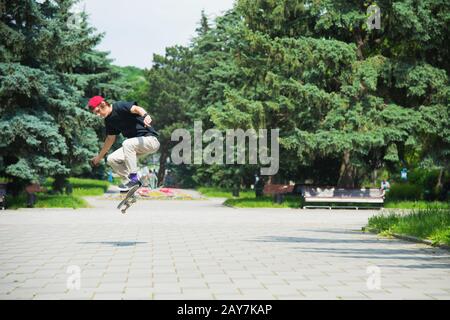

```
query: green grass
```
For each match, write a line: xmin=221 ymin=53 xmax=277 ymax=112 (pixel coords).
xmin=225 ymin=198 xmax=446 ymax=209
xmin=223 ymin=198 xmax=448 ymax=210
xmin=6 ymin=194 xmax=89 ymax=209
xmin=384 ymin=200 xmax=449 ymax=209
xmin=197 ymin=187 xmax=255 ymax=198
xmin=198 ymin=187 xmax=302 ymax=208
xmin=43 ymin=177 xmax=109 ymax=197
xmin=112 ymin=177 xmax=122 ymax=185
xmin=367 ymin=207 xmax=450 ymax=245
xmin=72 ymin=187 xmax=105 ymax=196
xmin=68 ymin=177 xmax=110 ymax=191
xmin=4 ymin=177 xmax=109 ymax=209
xmin=45 ymin=177 xmax=110 ymax=193
xmin=224 ymin=195 xmax=300 ymax=208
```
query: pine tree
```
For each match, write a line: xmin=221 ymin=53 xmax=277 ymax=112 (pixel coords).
xmin=145 ymin=45 xmax=193 ymax=184
xmin=0 ymin=0 xmax=117 ymax=192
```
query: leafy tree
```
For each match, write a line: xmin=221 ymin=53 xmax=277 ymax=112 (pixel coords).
xmin=145 ymin=45 xmax=193 ymax=184
xmin=0 ymin=0 xmax=116 ymax=192
xmin=188 ymin=10 xmax=259 ymax=189
xmin=108 ymin=65 xmax=148 ymax=102
xmin=142 ymin=1 xmax=449 ymax=191
xmin=208 ymin=0 xmax=449 ymax=188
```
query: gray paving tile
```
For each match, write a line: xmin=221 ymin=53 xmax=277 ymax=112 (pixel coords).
xmin=0 ymin=200 xmax=448 ymax=300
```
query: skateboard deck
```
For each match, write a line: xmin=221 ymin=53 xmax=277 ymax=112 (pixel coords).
xmin=117 ymin=185 xmax=140 ymax=214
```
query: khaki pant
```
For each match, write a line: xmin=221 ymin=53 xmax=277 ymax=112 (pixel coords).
xmin=107 ymin=136 xmax=160 ymax=181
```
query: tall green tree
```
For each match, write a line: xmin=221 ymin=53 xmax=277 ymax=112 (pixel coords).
xmin=0 ymin=0 xmax=116 ymax=192
xmin=205 ymin=0 xmax=449 ymax=187
xmin=139 ymin=1 xmax=448 ymax=190
xmin=189 ymin=10 xmax=262 ymax=189
xmin=145 ymin=45 xmax=193 ymax=184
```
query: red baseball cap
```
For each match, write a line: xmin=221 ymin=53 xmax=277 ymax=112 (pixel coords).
xmin=88 ymin=96 xmax=104 ymax=109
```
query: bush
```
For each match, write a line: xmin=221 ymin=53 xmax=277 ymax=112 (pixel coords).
xmin=408 ymin=168 xmax=438 ymax=187
xmin=407 ymin=168 xmax=448 ymax=201
xmin=386 ymin=182 xmax=423 ymax=201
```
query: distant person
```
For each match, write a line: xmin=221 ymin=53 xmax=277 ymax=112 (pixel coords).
xmin=164 ymin=170 xmax=173 ymax=187
xmin=380 ymin=179 xmax=390 ymax=196
xmin=139 ymin=166 xmax=151 ymax=187
xmin=401 ymin=168 xmax=408 ymax=181
xmin=150 ymin=170 xmax=158 ymax=189
xmin=254 ymin=174 xmax=264 ymax=197
xmin=107 ymin=170 xmax=113 ymax=183
xmin=88 ymin=96 xmax=160 ymax=192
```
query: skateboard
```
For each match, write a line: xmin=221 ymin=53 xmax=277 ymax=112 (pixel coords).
xmin=117 ymin=185 xmax=140 ymax=214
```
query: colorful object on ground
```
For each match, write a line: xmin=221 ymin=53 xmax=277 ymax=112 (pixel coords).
xmin=135 ymin=187 xmax=194 ymax=200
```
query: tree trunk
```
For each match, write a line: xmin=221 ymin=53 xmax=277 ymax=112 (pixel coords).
xmin=52 ymin=175 xmax=67 ymax=194
xmin=337 ymin=150 xmax=355 ymax=188
xmin=7 ymin=179 xmax=25 ymax=197
xmin=157 ymin=147 xmax=169 ymax=187
xmin=371 ymin=169 xmax=378 ymax=186
xmin=436 ymin=167 xmax=444 ymax=190
xmin=354 ymin=28 xmax=365 ymax=60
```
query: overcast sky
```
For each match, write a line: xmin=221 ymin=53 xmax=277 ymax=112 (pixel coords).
xmin=78 ymin=0 xmax=236 ymax=69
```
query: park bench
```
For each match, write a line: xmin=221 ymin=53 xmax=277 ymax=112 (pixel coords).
xmin=25 ymin=183 xmax=47 ymax=208
xmin=263 ymin=184 xmax=295 ymax=195
xmin=263 ymin=184 xmax=295 ymax=203
xmin=299 ymin=186 xmax=384 ymax=210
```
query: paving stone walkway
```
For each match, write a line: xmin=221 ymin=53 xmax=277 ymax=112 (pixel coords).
xmin=0 ymin=198 xmax=449 ymax=300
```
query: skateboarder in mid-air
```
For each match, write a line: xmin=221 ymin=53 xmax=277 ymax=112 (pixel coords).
xmin=88 ymin=96 xmax=160 ymax=192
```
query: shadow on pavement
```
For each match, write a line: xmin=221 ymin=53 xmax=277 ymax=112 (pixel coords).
xmin=246 ymin=236 xmax=450 ymax=269
xmin=247 ymin=235 xmax=386 ymax=244
xmin=294 ymin=228 xmax=367 ymax=235
xmin=78 ymin=241 xmax=147 ymax=247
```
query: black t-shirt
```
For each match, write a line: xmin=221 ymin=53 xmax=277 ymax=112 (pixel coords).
xmin=104 ymin=101 xmax=158 ymax=138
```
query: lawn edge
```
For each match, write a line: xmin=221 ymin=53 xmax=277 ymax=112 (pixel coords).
xmin=361 ymin=226 xmax=450 ymax=251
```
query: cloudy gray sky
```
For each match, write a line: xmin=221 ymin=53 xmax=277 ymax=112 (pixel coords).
xmin=79 ymin=0 xmax=236 ymax=69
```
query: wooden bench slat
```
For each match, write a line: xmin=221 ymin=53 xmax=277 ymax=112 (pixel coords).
xmin=304 ymin=197 xmax=384 ymax=203
xmin=300 ymin=186 xmax=384 ymax=209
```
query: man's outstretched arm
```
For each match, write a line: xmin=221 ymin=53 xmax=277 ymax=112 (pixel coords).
xmin=91 ymin=135 xmax=116 ymax=166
